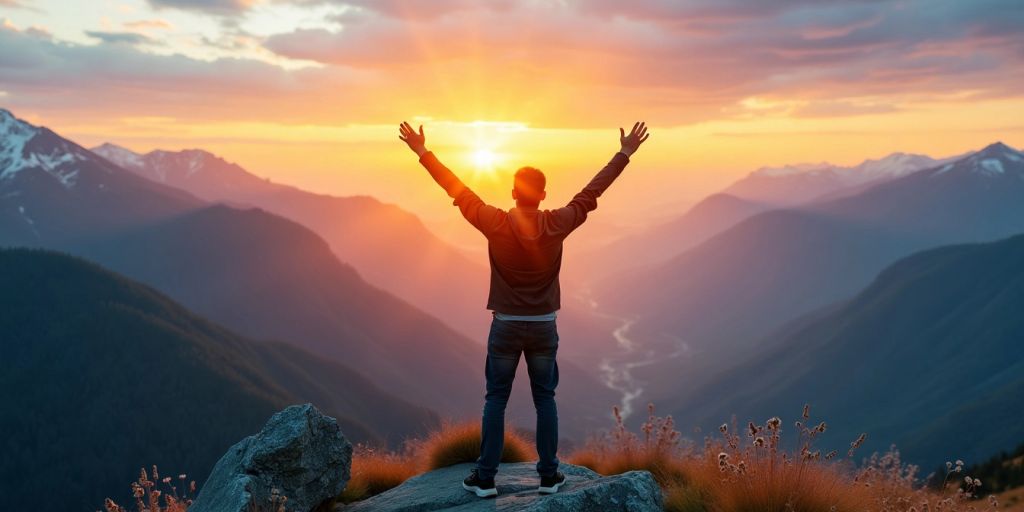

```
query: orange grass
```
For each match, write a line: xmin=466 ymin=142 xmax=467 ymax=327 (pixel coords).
xmin=101 ymin=466 xmax=195 ymax=512
xmin=106 ymin=407 xmax=1005 ymax=511
xmin=417 ymin=420 xmax=534 ymax=471
xmin=338 ymin=420 xmax=534 ymax=503
xmin=569 ymin=403 xmax=1000 ymax=512
xmin=338 ymin=447 xmax=420 ymax=504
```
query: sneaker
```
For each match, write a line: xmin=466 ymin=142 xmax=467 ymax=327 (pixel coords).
xmin=538 ymin=471 xmax=566 ymax=494
xmin=462 ymin=469 xmax=497 ymax=498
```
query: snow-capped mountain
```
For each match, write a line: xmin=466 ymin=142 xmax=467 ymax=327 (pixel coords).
xmin=724 ymin=151 xmax=943 ymax=206
xmin=92 ymin=143 xmax=272 ymax=201
xmin=927 ymin=141 xmax=1022 ymax=179
xmin=0 ymin=109 xmax=200 ymax=244
xmin=850 ymin=152 xmax=940 ymax=181
xmin=750 ymin=161 xmax=834 ymax=178
xmin=1 ymin=109 xmax=104 ymax=190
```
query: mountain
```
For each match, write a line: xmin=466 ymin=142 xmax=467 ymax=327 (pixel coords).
xmin=597 ymin=142 xmax=1024 ymax=401
xmin=811 ymin=142 xmax=1024 ymax=241
xmin=0 ymin=249 xmax=438 ymax=512
xmin=0 ymin=110 xmax=201 ymax=245
xmin=567 ymin=193 xmax=768 ymax=284
xmin=92 ymin=142 xmax=491 ymax=337
xmin=0 ymin=109 xmax=618 ymax=431
xmin=664 ymin=233 xmax=1024 ymax=469
xmin=722 ymin=152 xmax=941 ymax=206
xmin=70 ymin=204 xmax=486 ymax=415
xmin=0 ymin=109 xmax=482 ymax=415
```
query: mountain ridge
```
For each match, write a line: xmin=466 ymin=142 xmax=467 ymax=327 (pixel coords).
xmin=663 ymin=233 xmax=1024 ymax=469
xmin=0 ymin=248 xmax=439 ymax=512
xmin=91 ymin=140 xmax=494 ymax=337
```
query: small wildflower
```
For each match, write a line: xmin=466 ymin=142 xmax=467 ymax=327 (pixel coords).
xmin=848 ymin=433 xmax=866 ymax=457
xmin=719 ymin=423 xmax=728 ymax=434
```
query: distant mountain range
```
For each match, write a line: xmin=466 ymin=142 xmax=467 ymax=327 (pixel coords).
xmin=666 ymin=233 xmax=1024 ymax=469
xmin=0 ymin=110 xmax=201 ymax=243
xmin=0 ymin=249 xmax=438 ymax=512
xmin=0 ymin=108 xmax=485 ymax=416
xmin=91 ymin=141 xmax=492 ymax=338
xmin=598 ymin=141 xmax=1024 ymax=405
xmin=567 ymin=193 xmax=769 ymax=285
xmin=0 ymin=108 xmax=617 ymax=431
xmin=722 ymin=152 xmax=947 ymax=206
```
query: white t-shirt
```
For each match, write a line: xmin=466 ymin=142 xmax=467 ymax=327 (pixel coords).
xmin=493 ymin=310 xmax=558 ymax=322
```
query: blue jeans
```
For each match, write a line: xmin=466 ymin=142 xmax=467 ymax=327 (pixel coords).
xmin=476 ymin=316 xmax=560 ymax=479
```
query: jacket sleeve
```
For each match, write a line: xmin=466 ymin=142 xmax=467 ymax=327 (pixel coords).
xmin=419 ymin=151 xmax=505 ymax=235
xmin=552 ymin=151 xmax=630 ymax=234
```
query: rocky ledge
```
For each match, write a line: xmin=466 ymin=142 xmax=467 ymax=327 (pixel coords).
xmin=338 ymin=462 xmax=662 ymax=512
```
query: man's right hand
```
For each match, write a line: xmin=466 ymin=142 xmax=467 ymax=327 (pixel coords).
xmin=399 ymin=121 xmax=429 ymax=157
xmin=619 ymin=121 xmax=650 ymax=157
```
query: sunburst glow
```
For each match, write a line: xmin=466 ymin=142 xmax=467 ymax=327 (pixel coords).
xmin=471 ymin=148 xmax=500 ymax=171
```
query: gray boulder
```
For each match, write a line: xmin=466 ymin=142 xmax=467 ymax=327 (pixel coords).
xmin=339 ymin=462 xmax=662 ymax=512
xmin=191 ymin=404 xmax=353 ymax=512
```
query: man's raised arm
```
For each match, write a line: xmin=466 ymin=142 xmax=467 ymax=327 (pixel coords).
xmin=557 ymin=121 xmax=650 ymax=234
xmin=398 ymin=121 xmax=503 ymax=235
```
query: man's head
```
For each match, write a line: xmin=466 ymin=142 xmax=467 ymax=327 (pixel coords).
xmin=512 ymin=166 xmax=547 ymax=208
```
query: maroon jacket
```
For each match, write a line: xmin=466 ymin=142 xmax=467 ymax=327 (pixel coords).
xmin=419 ymin=150 xmax=631 ymax=315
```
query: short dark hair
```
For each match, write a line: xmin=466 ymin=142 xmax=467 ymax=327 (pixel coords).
xmin=514 ymin=166 xmax=546 ymax=207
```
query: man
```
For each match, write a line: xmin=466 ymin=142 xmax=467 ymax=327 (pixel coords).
xmin=399 ymin=120 xmax=649 ymax=498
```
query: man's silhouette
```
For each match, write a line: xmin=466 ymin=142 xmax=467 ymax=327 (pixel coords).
xmin=399 ymin=120 xmax=649 ymax=498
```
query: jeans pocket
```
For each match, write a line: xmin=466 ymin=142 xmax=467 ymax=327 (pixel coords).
xmin=488 ymin=318 xmax=520 ymax=357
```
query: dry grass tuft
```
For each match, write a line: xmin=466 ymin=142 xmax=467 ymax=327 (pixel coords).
xmin=569 ymin=403 xmax=689 ymax=488
xmin=337 ymin=421 xmax=535 ymax=503
xmin=107 ymin=405 xmax=1005 ymax=511
xmin=101 ymin=466 xmax=195 ymax=512
xmin=570 ymin=403 xmax=1000 ymax=512
xmin=338 ymin=446 xmax=420 ymax=504
xmin=418 ymin=420 xmax=534 ymax=471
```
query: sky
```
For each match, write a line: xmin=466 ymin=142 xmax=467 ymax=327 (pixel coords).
xmin=2 ymin=0 xmax=1023 ymax=229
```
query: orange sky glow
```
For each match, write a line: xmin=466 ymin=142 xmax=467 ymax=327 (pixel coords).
xmin=2 ymin=0 xmax=1023 ymax=232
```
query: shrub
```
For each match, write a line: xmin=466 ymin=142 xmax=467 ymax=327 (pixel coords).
xmin=101 ymin=466 xmax=194 ymax=512
xmin=418 ymin=420 xmax=533 ymax=471
xmin=570 ymin=403 xmax=1000 ymax=512
xmin=338 ymin=446 xmax=420 ymax=504
xmin=337 ymin=421 xmax=534 ymax=504
xmin=569 ymin=403 xmax=689 ymax=488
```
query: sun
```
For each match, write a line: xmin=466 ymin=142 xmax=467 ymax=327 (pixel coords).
xmin=471 ymin=148 xmax=500 ymax=171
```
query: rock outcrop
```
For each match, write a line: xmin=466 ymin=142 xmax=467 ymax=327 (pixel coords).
xmin=191 ymin=404 xmax=352 ymax=512
xmin=339 ymin=462 xmax=662 ymax=512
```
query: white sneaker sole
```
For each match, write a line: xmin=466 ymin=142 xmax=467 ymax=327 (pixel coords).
xmin=538 ymin=480 xmax=565 ymax=494
xmin=463 ymin=482 xmax=498 ymax=498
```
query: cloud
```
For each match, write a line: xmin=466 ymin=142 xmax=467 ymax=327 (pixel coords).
xmin=256 ymin=0 xmax=1024 ymax=126
xmin=4 ymin=0 xmax=1024 ymax=129
xmin=0 ymin=0 xmax=40 ymax=9
xmin=146 ymin=0 xmax=256 ymax=16
xmin=0 ymin=21 xmax=363 ymax=124
xmin=124 ymin=19 xmax=174 ymax=30
xmin=344 ymin=0 xmax=516 ymax=20
xmin=85 ymin=31 xmax=154 ymax=45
